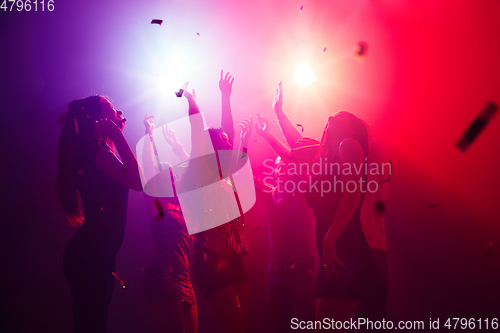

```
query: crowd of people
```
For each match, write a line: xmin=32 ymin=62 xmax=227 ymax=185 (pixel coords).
xmin=56 ymin=71 xmax=390 ymax=333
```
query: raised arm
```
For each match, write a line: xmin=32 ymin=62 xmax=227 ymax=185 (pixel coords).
xmin=238 ymin=115 xmax=274 ymax=206
xmin=254 ymin=114 xmax=291 ymax=161
xmin=184 ymin=84 xmax=215 ymax=186
xmin=162 ymin=124 xmax=189 ymax=163
xmin=141 ymin=112 xmax=157 ymax=183
xmin=238 ymin=116 xmax=253 ymax=156
xmin=273 ymin=81 xmax=303 ymax=148
xmin=219 ymin=70 xmax=235 ymax=146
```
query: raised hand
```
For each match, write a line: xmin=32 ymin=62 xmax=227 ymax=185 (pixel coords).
xmin=273 ymin=81 xmax=283 ymax=112
xmin=182 ymin=82 xmax=196 ymax=101
xmin=239 ymin=116 xmax=253 ymax=146
xmin=144 ymin=112 xmax=155 ymax=135
xmin=162 ymin=124 xmax=180 ymax=147
xmin=254 ymin=113 xmax=270 ymax=139
xmin=219 ymin=70 xmax=234 ymax=95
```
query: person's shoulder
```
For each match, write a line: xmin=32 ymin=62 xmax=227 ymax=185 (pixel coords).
xmin=368 ymin=138 xmax=389 ymax=163
xmin=340 ymin=138 xmax=363 ymax=152
xmin=339 ymin=138 xmax=364 ymax=163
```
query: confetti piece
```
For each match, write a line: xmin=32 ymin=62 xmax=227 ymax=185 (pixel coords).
xmin=300 ymin=5 xmax=304 ymax=12
xmin=151 ymin=19 xmax=163 ymax=25
xmin=290 ymin=258 xmax=297 ymax=269
xmin=175 ymin=89 xmax=184 ymax=97
xmin=112 ymin=272 xmax=129 ymax=289
xmin=252 ymin=227 xmax=261 ymax=232
xmin=456 ymin=102 xmax=498 ymax=151
xmin=121 ymin=169 xmax=128 ymax=174
xmin=356 ymin=41 xmax=369 ymax=56
xmin=297 ymin=124 xmax=304 ymax=132
xmin=154 ymin=199 xmax=165 ymax=221
xmin=323 ymin=47 xmax=327 ymax=54
xmin=197 ymin=32 xmax=200 ymax=36
xmin=485 ymin=242 xmax=492 ymax=262
xmin=427 ymin=203 xmax=441 ymax=209
xmin=374 ymin=201 xmax=385 ymax=217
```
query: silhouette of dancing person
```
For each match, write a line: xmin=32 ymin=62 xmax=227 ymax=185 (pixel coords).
xmin=141 ymin=113 xmax=197 ymax=333
xmin=183 ymin=73 xmax=250 ymax=333
xmin=56 ymin=96 xmax=142 ymax=333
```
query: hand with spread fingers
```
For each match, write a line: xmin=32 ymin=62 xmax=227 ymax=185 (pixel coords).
xmin=162 ymin=124 xmax=180 ymax=147
xmin=239 ymin=116 xmax=254 ymax=147
xmin=144 ymin=112 xmax=155 ymax=135
xmin=219 ymin=70 xmax=234 ymax=95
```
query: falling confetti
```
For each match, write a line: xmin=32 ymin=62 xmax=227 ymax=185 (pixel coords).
xmin=353 ymin=42 xmax=369 ymax=61
xmin=151 ymin=19 xmax=163 ymax=25
xmin=252 ymin=227 xmax=261 ymax=232
xmin=356 ymin=42 xmax=368 ymax=56
xmin=112 ymin=272 xmax=129 ymax=289
xmin=154 ymin=199 xmax=165 ymax=221
xmin=175 ymin=89 xmax=184 ymax=97
xmin=427 ymin=203 xmax=441 ymax=209
xmin=456 ymin=102 xmax=498 ymax=151
xmin=484 ymin=242 xmax=493 ymax=262
xmin=374 ymin=201 xmax=385 ymax=217
xmin=323 ymin=47 xmax=327 ymax=54
xmin=197 ymin=32 xmax=200 ymax=36
xmin=300 ymin=5 xmax=304 ymax=12
xmin=297 ymin=124 xmax=304 ymax=132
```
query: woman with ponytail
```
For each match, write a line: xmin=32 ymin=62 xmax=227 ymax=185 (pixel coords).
xmin=56 ymin=96 xmax=142 ymax=332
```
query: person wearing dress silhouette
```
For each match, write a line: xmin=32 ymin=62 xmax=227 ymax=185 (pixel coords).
xmin=56 ymin=96 xmax=142 ymax=332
